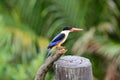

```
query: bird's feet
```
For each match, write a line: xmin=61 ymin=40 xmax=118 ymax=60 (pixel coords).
xmin=56 ymin=46 xmax=67 ymax=54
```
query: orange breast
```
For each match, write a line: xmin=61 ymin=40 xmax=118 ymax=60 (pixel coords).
xmin=56 ymin=39 xmax=65 ymax=47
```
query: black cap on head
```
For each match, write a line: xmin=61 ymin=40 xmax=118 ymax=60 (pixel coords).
xmin=63 ymin=27 xmax=72 ymax=31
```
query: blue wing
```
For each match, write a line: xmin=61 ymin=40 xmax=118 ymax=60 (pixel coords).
xmin=48 ymin=33 xmax=65 ymax=49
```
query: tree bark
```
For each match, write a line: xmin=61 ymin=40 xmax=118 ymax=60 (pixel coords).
xmin=34 ymin=46 xmax=67 ymax=80
xmin=54 ymin=56 xmax=93 ymax=80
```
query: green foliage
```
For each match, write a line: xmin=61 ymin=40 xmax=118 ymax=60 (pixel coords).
xmin=0 ymin=27 xmax=46 ymax=80
xmin=0 ymin=0 xmax=120 ymax=80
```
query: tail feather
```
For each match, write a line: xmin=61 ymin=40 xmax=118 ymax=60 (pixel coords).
xmin=46 ymin=48 xmax=52 ymax=58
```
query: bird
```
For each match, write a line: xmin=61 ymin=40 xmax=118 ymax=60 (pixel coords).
xmin=47 ymin=27 xmax=83 ymax=57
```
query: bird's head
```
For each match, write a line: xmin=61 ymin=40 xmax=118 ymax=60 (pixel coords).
xmin=63 ymin=27 xmax=83 ymax=32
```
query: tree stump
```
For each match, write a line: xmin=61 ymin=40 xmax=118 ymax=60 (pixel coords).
xmin=54 ymin=56 xmax=93 ymax=80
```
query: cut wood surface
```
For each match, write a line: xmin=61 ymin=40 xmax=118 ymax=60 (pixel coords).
xmin=54 ymin=56 xmax=93 ymax=80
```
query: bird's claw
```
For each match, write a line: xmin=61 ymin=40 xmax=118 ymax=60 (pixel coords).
xmin=57 ymin=46 xmax=67 ymax=54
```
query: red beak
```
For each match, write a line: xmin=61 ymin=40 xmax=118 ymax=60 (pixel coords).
xmin=71 ymin=28 xmax=83 ymax=32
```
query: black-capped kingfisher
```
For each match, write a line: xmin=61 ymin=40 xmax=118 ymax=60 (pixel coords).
xmin=47 ymin=27 xmax=83 ymax=57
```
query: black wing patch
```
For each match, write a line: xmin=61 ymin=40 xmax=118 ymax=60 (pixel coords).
xmin=52 ymin=33 xmax=65 ymax=42
xmin=48 ymin=33 xmax=65 ymax=49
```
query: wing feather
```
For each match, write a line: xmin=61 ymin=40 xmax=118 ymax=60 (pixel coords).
xmin=48 ymin=33 xmax=65 ymax=49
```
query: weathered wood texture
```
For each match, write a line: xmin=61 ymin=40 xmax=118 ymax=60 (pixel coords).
xmin=34 ymin=46 xmax=67 ymax=80
xmin=54 ymin=56 xmax=93 ymax=80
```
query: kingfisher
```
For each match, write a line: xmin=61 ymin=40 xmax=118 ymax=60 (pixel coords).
xmin=47 ymin=27 xmax=83 ymax=57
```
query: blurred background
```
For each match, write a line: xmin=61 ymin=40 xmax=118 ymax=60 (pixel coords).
xmin=0 ymin=0 xmax=120 ymax=80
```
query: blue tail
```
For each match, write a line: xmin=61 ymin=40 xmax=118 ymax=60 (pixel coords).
xmin=46 ymin=48 xmax=52 ymax=58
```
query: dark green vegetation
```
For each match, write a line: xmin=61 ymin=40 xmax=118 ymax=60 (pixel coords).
xmin=0 ymin=0 xmax=120 ymax=80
